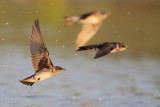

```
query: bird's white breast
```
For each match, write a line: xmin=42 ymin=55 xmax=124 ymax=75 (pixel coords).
xmin=35 ymin=68 xmax=53 ymax=81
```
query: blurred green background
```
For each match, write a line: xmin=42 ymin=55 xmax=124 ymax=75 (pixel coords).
xmin=0 ymin=0 xmax=160 ymax=58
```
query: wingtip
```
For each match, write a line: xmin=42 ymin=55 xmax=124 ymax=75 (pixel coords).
xmin=35 ymin=19 xmax=39 ymax=26
xmin=93 ymin=56 xmax=98 ymax=59
xmin=76 ymin=46 xmax=80 ymax=51
xmin=35 ymin=19 xmax=39 ymax=23
xmin=76 ymin=47 xmax=85 ymax=51
xmin=94 ymin=54 xmax=102 ymax=59
xmin=32 ymin=19 xmax=39 ymax=30
xmin=76 ymin=48 xmax=80 ymax=51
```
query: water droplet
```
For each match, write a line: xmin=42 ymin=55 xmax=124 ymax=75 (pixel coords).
xmin=1 ymin=38 xmax=5 ymax=40
xmin=5 ymin=22 xmax=9 ymax=25
xmin=56 ymin=39 xmax=58 ymax=42
xmin=98 ymin=98 xmax=102 ymax=101
xmin=62 ymin=45 xmax=65 ymax=48
xmin=35 ymin=10 xmax=39 ymax=13
xmin=75 ymin=53 xmax=78 ymax=55
xmin=58 ymin=30 xmax=62 ymax=33
xmin=127 ymin=12 xmax=131 ymax=15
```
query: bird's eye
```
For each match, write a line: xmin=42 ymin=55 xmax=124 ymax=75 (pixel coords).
xmin=111 ymin=47 xmax=114 ymax=50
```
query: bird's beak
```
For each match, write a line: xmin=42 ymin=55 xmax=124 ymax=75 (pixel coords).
xmin=125 ymin=45 xmax=128 ymax=48
xmin=63 ymin=68 xmax=66 ymax=71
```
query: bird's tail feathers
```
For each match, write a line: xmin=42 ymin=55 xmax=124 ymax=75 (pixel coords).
xmin=20 ymin=74 xmax=35 ymax=86
xmin=20 ymin=80 xmax=35 ymax=86
xmin=76 ymin=45 xmax=97 ymax=51
xmin=64 ymin=16 xmax=80 ymax=26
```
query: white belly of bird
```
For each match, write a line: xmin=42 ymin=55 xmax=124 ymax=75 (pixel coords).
xmin=35 ymin=70 xmax=53 ymax=82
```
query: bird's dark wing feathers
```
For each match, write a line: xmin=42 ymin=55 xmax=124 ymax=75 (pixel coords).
xmin=30 ymin=19 xmax=53 ymax=72
xmin=80 ymin=11 xmax=96 ymax=19
xmin=94 ymin=43 xmax=116 ymax=59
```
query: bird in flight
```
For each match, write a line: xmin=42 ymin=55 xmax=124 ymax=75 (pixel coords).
xmin=65 ymin=11 xmax=110 ymax=49
xmin=20 ymin=19 xmax=66 ymax=86
xmin=77 ymin=42 xmax=127 ymax=59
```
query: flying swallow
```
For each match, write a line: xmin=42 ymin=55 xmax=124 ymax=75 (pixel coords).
xmin=77 ymin=42 xmax=127 ymax=59
xmin=20 ymin=19 xmax=66 ymax=86
xmin=65 ymin=11 xmax=110 ymax=49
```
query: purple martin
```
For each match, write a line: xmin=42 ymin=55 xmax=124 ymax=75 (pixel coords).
xmin=65 ymin=11 xmax=110 ymax=49
xmin=77 ymin=42 xmax=127 ymax=59
xmin=20 ymin=19 xmax=66 ymax=86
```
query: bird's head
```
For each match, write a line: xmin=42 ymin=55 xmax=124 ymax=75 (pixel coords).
xmin=117 ymin=42 xmax=128 ymax=51
xmin=53 ymin=66 xmax=66 ymax=75
xmin=100 ymin=11 xmax=111 ymax=20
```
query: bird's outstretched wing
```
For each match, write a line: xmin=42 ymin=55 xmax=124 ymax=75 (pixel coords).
xmin=30 ymin=19 xmax=53 ymax=72
xmin=94 ymin=44 xmax=116 ymax=59
xmin=75 ymin=23 xmax=101 ymax=49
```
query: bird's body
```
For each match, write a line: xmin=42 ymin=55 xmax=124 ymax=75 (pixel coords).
xmin=78 ymin=11 xmax=105 ymax=24
xmin=65 ymin=11 xmax=110 ymax=49
xmin=20 ymin=19 xmax=65 ymax=86
xmin=20 ymin=67 xmax=63 ymax=86
xmin=77 ymin=42 xmax=127 ymax=59
xmin=20 ymin=68 xmax=52 ymax=86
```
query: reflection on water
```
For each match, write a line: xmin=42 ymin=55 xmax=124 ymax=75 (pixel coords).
xmin=0 ymin=0 xmax=160 ymax=107
xmin=0 ymin=45 xmax=160 ymax=107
